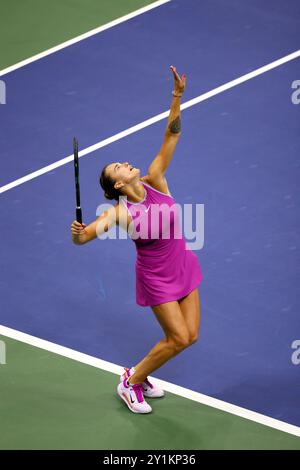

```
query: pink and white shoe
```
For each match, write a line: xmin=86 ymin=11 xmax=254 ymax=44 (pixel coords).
xmin=120 ymin=367 xmax=165 ymax=398
xmin=117 ymin=377 xmax=152 ymax=414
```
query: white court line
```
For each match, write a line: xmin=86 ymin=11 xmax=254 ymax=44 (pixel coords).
xmin=0 ymin=0 xmax=171 ymax=77
xmin=0 ymin=325 xmax=299 ymax=439
xmin=1 ymin=49 xmax=299 ymax=195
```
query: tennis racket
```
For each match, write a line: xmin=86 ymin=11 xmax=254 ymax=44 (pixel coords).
xmin=73 ymin=137 xmax=82 ymax=224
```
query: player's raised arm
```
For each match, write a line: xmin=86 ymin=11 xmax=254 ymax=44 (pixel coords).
xmin=146 ymin=66 xmax=186 ymax=179
xmin=71 ymin=204 xmax=119 ymax=245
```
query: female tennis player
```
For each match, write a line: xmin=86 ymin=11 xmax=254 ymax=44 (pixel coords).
xmin=71 ymin=65 xmax=203 ymax=414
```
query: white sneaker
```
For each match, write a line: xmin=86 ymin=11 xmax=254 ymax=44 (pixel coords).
xmin=117 ymin=377 xmax=152 ymax=414
xmin=120 ymin=367 xmax=165 ymax=398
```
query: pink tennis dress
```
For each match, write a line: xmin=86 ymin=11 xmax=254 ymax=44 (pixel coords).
xmin=121 ymin=181 xmax=203 ymax=307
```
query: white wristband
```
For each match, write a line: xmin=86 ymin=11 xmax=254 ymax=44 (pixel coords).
xmin=172 ymin=90 xmax=183 ymax=97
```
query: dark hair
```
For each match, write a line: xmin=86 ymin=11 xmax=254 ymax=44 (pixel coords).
xmin=99 ymin=163 xmax=121 ymax=201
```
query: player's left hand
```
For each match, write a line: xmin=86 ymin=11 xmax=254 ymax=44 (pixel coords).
xmin=170 ymin=65 xmax=186 ymax=94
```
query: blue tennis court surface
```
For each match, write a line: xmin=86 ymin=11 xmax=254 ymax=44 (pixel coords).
xmin=1 ymin=0 xmax=299 ymax=429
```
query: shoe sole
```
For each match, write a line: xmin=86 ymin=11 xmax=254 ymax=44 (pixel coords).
xmin=117 ymin=383 xmax=152 ymax=414
xmin=143 ymin=391 xmax=165 ymax=398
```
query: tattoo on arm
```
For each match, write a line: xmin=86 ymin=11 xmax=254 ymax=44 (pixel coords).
xmin=168 ymin=116 xmax=181 ymax=134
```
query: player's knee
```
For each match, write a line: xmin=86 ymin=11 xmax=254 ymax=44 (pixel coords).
xmin=189 ymin=333 xmax=199 ymax=345
xmin=170 ymin=334 xmax=190 ymax=351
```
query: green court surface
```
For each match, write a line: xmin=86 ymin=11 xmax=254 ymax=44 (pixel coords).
xmin=0 ymin=0 xmax=159 ymax=69
xmin=0 ymin=336 xmax=299 ymax=450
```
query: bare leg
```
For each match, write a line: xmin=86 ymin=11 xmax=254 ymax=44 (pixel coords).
xmin=178 ymin=287 xmax=201 ymax=343
xmin=129 ymin=300 xmax=191 ymax=385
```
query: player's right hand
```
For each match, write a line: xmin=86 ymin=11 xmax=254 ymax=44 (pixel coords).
xmin=71 ymin=220 xmax=87 ymax=236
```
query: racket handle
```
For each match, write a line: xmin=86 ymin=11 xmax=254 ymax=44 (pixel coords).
xmin=76 ymin=207 xmax=82 ymax=224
